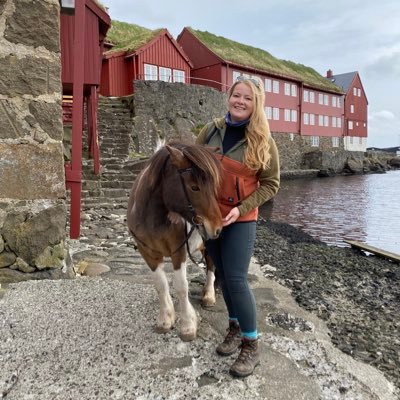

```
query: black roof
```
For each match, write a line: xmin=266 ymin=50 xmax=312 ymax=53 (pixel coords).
xmin=327 ymin=71 xmax=357 ymax=92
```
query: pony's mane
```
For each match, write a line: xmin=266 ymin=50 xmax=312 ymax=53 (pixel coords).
xmin=145 ymin=142 xmax=221 ymax=195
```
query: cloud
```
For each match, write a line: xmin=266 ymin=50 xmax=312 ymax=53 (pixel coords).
xmin=369 ymin=110 xmax=396 ymax=121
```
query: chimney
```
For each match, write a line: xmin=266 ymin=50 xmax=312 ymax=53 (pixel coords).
xmin=326 ymin=69 xmax=333 ymax=78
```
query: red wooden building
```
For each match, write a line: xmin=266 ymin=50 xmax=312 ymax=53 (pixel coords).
xmin=60 ymin=0 xmax=111 ymax=238
xmin=327 ymin=70 xmax=368 ymax=151
xmin=100 ymin=22 xmax=192 ymax=96
xmin=177 ymin=27 xmax=347 ymax=148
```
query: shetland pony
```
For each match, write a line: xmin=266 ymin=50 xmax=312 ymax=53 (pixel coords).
xmin=127 ymin=142 xmax=222 ymax=341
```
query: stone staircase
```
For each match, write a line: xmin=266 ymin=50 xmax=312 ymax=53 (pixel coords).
xmin=79 ymin=96 xmax=147 ymax=210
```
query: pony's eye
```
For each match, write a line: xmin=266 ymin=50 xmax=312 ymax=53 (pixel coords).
xmin=191 ymin=185 xmax=200 ymax=192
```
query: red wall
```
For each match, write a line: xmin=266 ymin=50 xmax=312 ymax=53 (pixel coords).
xmin=344 ymin=74 xmax=368 ymax=137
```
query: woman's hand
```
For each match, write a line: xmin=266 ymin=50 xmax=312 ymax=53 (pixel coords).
xmin=222 ymin=207 xmax=240 ymax=226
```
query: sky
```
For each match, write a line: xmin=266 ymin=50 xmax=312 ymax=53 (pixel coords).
xmin=102 ymin=0 xmax=400 ymax=148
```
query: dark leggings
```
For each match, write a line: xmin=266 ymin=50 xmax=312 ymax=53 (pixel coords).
xmin=205 ymin=221 xmax=257 ymax=334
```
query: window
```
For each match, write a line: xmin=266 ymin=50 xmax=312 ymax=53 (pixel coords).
xmin=291 ymin=110 xmax=297 ymax=122
xmin=337 ymin=97 xmax=341 ymax=107
xmin=363 ymin=122 xmax=366 ymax=127
xmin=350 ymin=104 xmax=354 ymax=113
xmin=289 ymin=133 xmax=295 ymax=141
xmin=173 ymin=69 xmax=185 ymax=83
xmin=332 ymin=116 xmax=336 ymax=128
xmin=357 ymin=88 xmax=361 ymax=97
xmin=273 ymin=80 xmax=279 ymax=94
xmin=359 ymin=137 xmax=362 ymax=144
xmin=332 ymin=96 xmax=337 ymax=107
xmin=309 ymin=91 xmax=315 ymax=103
xmin=304 ymin=113 xmax=309 ymax=125
xmin=303 ymin=90 xmax=309 ymax=102
xmin=332 ymin=137 xmax=339 ymax=147
xmin=318 ymin=93 xmax=323 ymax=105
xmin=265 ymin=106 xmax=272 ymax=119
xmin=291 ymin=84 xmax=297 ymax=97
xmin=324 ymin=115 xmax=329 ymax=127
xmin=233 ymin=71 xmax=241 ymax=82
xmin=284 ymin=83 xmax=291 ymax=96
xmin=284 ymin=109 xmax=291 ymax=121
xmin=353 ymin=87 xmax=357 ymax=96
xmin=144 ymin=63 xmax=157 ymax=80
xmin=348 ymin=121 xmax=353 ymax=130
xmin=337 ymin=117 xmax=342 ymax=128
xmin=350 ymin=136 xmax=354 ymax=144
xmin=310 ymin=136 xmax=319 ymax=147
xmin=265 ymin=79 xmax=272 ymax=92
xmin=324 ymin=94 xmax=329 ymax=106
xmin=159 ymin=67 xmax=172 ymax=82
xmin=318 ymin=115 xmax=324 ymax=126
xmin=273 ymin=107 xmax=280 ymax=120
xmin=310 ymin=114 xmax=315 ymax=125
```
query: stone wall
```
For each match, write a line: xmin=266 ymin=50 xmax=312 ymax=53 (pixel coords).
xmin=124 ymin=82 xmax=398 ymax=175
xmin=0 ymin=0 xmax=72 ymax=283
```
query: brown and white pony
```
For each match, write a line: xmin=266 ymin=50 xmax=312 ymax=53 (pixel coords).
xmin=127 ymin=142 xmax=222 ymax=341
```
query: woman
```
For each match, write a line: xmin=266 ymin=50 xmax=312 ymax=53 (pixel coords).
xmin=196 ymin=76 xmax=280 ymax=377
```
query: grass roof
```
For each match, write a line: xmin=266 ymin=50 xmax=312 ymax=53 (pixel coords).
xmin=105 ymin=20 xmax=162 ymax=54
xmin=189 ymin=28 xmax=342 ymax=93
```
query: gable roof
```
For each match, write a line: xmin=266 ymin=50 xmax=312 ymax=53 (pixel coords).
xmin=186 ymin=28 xmax=343 ymax=94
xmin=328 ymin=71 xmax=357 ymax=92
xmin=105 ymin=20 xmax=163 ymax=54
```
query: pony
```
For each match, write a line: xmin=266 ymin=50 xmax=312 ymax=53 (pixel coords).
xmin=127 ymin=142 xmax=222 ymax=341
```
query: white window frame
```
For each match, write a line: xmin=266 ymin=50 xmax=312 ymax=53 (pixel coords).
xmin=318 ymin=115 xmax=324 ymax=126
xmin=273 ymin=107 xmax=280 ymax=120
xmin=291 ymin=109 xmax=297 ymax=122
xmin=173 ymin=69 xmax=185 ymax=83
xmin=304 ymin=113 xmax=309 ymax=125
xmin=159 ymin=66 xmax=172 ymax=82
xmin=318 ymin=93 xmax=324 ymax=105
xmin=310 ymin=114 xmax=315 ymax=126
xmin=332 ymin=137 xmax=339 ymax=147
xmin=303 ymin=90 xmax=309 ymax=102
xmin=337 ymin=117 xmax=342 ymax=128
xmin=233 ymin=70 xmax=241 ymax=82
xmin=144 ymin=63 xmax=158 ymax=81
xmin=284 ymin=109 xmax=291 ymax=121
xmin=324 ymin=115 xmax=329 ymax=127
xmin=332 ymin=96 xmax=337 ymax=107
xmin=324 ymin=94 xmax=329 ymax=106
xmin=284 ymin=83 xmax=291 ymax=96
xmin=350 ymin=104 xmax=354 ymax=113
xmin=311 ymin=136 xmax=320 ymax=147
xmin=337 ymin=97 xmax=341 ymax=108
xmin=309 ymin=91 xmax=315 ymax=103
xmin=357 ymin=88 xmax=361 ymax=97
xmin=272 ymin=80 xmax=279 ymax=94
xmin=332 ymin=116 xmax=337 ymax=128
xmin=265 ymin=106 xmax=272 ymax=120
xmin=265 ymin=78 xmax=272 ymax=92
xmin=291 ymin=84 xmax=297 ymax=97
xmin=353 ymin=87 xmax=357 ymax=96
xmin=348 ymin=121 xmax=353 ymax=130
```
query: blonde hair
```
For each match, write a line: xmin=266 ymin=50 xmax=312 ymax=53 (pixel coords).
xmin=228 ymin=78 xmax=272 ymax=170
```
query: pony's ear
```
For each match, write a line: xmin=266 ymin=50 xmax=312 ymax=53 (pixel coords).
xmin=166 ymin=145 xmax=190 ymax=168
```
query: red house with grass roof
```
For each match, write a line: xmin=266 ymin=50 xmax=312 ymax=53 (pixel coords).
xmin=100 ymin=21 xmax=192 ymax=96
xmin=177 ymin=27 xmax=346 ymax=146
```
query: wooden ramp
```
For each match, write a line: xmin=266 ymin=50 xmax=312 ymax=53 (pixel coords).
xmin=344 ymin=239 xmax=400 ymax=263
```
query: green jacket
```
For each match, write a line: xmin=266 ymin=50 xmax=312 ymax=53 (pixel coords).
xmin=196 ymin=117 xmax=280 ymax=217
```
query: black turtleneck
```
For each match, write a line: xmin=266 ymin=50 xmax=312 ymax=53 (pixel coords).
xmin=222 ymin=124 xmax=246 ymax=154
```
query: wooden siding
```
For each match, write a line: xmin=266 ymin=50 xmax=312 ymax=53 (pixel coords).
xmin=61 ymin=6 xmax=105 ymax=92
xmin=344 ymin=74 xmax=368 ymax=138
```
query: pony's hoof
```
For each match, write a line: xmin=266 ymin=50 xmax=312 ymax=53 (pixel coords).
xmin=201 ymin=297 xmax=216 ymax=308
xmin=154 ymin=324 xmax=173 ymax=334
xmin=180 ymin=331 xmax=196 ymax=342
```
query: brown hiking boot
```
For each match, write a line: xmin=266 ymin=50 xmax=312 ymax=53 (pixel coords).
xmin=216 ymin=320 xmax=242 ymax=356
xmin=229 ymin=338 xmax=260 ymax=377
